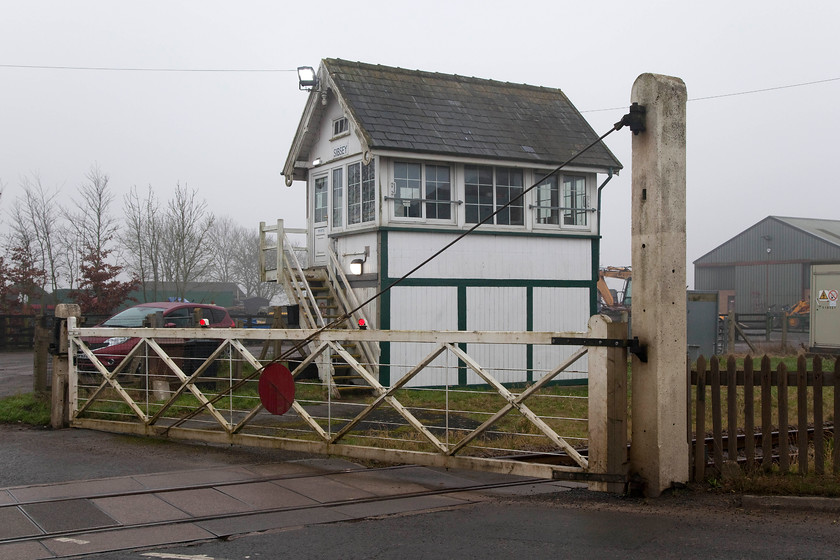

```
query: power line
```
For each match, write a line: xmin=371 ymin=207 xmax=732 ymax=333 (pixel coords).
xmin=0 ymin=63 xmax=297 ymax=72
xmin=3 ymin=62 xmax=837 ymax=110
xmin=581 ymin=76 xmax=840 ymax=113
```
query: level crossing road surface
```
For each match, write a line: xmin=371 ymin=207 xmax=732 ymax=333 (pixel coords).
xmin=2 ymin=355 xmax=840 ymax=558
xmin=0 ymin=351 xmax=36 ymax=398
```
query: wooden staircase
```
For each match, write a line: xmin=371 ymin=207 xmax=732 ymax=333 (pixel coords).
xmin=260 ymin=220 xmax=377 ymax=397
xmin=304 ymin=268 xmax=374 ymax=396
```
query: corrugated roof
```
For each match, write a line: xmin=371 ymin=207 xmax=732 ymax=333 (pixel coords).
xmin=772 ymin=216 xmax=840 ymax=247
xmin=694 ymin=216 xmax=840 ymax=265
xmin=323 ymin=59 xmax=622 ymax=170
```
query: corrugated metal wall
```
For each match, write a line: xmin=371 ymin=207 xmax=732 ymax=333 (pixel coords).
xmin=695 ymin=218 xmax=840 ymax=313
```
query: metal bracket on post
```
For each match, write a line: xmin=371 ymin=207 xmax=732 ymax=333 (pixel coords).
xmin=551 ymin=336 xmax=648 ymax=363
xmin=614 ymin=102 xmax=646 ymax=135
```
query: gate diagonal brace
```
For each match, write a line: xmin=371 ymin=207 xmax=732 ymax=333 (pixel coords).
xmin=551 ymin=336 xmax=648 ymax=363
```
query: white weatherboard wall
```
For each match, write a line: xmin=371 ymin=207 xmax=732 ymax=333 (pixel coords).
xmin=387 ymin=232 xmax=592 ymax=280
xmin=466 ymin=287 xmax=527 ymax=385
xmin=533 ymin=287 xmax=590 ymax=382
xmin=383 ymin=228 xmax=593 ymax=387
xmin=389 ymin=286 xmax=459 ymax=387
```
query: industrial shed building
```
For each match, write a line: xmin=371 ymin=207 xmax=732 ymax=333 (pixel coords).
xmin=694 ymin=216 xmax=840 ymax=314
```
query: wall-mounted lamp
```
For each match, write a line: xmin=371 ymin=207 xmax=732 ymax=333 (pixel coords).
xmin=350 ymin=258 xmax=365 ymax=275
xmin=312 ymin=157 xmax=322 ymax=167
xmin=347 ymin=246 xmax=370 ymax=275
xmin=297 ymin=66 xmax=317 ymax=91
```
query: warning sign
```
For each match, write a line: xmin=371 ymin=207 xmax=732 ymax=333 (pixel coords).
xmin=818 ymin=289 xmax=839 ymax=307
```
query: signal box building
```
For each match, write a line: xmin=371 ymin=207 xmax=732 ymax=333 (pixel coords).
xmin=280 ymin=59 xmax=622 ymax=386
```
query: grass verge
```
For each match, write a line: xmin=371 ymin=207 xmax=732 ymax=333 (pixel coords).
xmin=0 ymin=393 xmax=51 ymax=426
xmin=715 ymin=470 xmax=840 ymax=497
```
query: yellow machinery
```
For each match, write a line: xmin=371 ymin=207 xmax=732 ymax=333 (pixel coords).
xmin=597 ymin=266 xmax=632 ymax=320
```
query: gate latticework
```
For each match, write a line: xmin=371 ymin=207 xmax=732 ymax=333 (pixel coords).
xmin=69 ymin=318 xmax=627 ymax=486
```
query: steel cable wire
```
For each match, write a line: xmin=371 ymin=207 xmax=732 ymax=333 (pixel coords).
xmin=163 ymin=119 xmax=627 ymax=433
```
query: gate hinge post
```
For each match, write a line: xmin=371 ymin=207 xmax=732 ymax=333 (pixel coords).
xmin=551 ymin=336 xmax=648 ymax=363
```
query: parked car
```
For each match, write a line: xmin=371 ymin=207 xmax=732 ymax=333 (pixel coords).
xmin=77 ymin=302 xmax=234 ymax=376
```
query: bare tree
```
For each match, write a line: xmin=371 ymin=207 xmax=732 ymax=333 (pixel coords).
xmin=60 ymin=165 xmax=120 ymax=291
xmin=206 ymin=216 xmax=240 ymax=285
xmin=160 ymin=183 xmax=215 ymax=300
xmin=206 ymin=219 xmax=283 ymax=302
xmin=9 ymin=175 xmax=62 ymax=301
xmin=65 ymin=165 xmax=118 ymax=255
xmin=122 ymin=185 xmax=163 ymax=301
xmin=234 ymin=228 xmax=282 ymax=301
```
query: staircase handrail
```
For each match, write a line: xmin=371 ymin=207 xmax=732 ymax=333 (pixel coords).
xmin=326 ymin=245 xmax=378 ymax=368
xmin=282 ymin=231 xmax=325 ymax=329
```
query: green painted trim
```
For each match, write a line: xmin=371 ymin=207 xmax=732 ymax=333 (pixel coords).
xmin=382 ymin=278 xmax=591 ymax=289
xmin=381 ymin=225 xmax=598 ymax=240
xmin=526 ymin=286 xmax=534 ymax=384
xmin=590 ymin=239 xmax=600 ymax=316
xmin=458 ymin=285 xmax=467 ymax=386
xmin=379 ymin=230 xmax=391 ymax=386
xmin=395 ymin=378 xmax=589 ymax=391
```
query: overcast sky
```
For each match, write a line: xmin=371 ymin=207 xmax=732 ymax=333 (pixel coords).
xmin=1 ymin=1 xmax=837 ymax=287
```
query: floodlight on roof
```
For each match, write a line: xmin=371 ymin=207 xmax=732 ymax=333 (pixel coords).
xmin=297 ymin=66 xmax=317 ymax=90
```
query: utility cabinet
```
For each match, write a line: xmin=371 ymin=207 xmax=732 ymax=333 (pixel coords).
xmin=810 ymin=264 xmax=840 ymax=351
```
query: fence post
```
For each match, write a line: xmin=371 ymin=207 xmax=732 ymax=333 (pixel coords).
xmin=51 ymin=304 xmax=81 ymax=429
xmin=33 ymin=315 xmax=51 ymax=395
xmin=588 ymin=315 xmax=628 ymax=493
xmin=728 ymin=311 xmax=735 ymax=351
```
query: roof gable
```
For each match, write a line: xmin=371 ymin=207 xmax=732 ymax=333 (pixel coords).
xmin=284 ymin=59 xmax=622 ymax=182
xmin=694 ymin=216 xmax=840 ymax=265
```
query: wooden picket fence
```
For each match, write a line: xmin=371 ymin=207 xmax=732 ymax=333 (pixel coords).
xmin=689 ymin=355 xmax=840 ymax=481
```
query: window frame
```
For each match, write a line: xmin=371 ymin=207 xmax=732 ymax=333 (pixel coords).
xmin=347 ymin=160 xmax=376 ymax=226
xmin=464 ymin=165 xmax=524 ymax=226
xmin=532 ymin=170 xmax=592 ymax=230
xmin=561 ymin=174 xmax=589 ymax=228
xmin=332 ymin=116 xmax=349 ymax=139
xmin=331 ymin=167 xmax=344 ymax=229
xmin=313 ymin=174 xmax=329 ymax=225
xmin=391 ymin=160 xmax=454 ymax=223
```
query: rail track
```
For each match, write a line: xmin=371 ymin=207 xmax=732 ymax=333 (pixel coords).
xmin=0 ymin=463 xmax=565 ymax=558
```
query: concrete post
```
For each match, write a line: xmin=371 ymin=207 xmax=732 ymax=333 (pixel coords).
xmin=587 ymin=315 xmax=629 ymax=493
xmin=51 ymin=304 xmax=81 ymax=429
xmin=629 ymin=73 xmax=689 ymax=496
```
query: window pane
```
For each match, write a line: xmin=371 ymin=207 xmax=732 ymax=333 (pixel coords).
xmin=394 ymin=162 xmax=421 ymax=218
xmin=332 ymin=168 xmax=343 ymax=227
xmin=495 ymin=167 xmax=523 ymax=225
xmin=425 ymin=164 xmax=451 ymax=220
xmin=314 ymin=176 xmax=328 ymax=224
xmin=536 ymin=173 xmax=559 ymax=225
xmin=562 ymin=175 xmax=587 ymax=226
xmin=465 ymin=165 xmax=494 ymax=224
xmin=348 ymin=163 xmax=361 ymax=225
xmin=362 ymin=161 xmax=375 ymax=222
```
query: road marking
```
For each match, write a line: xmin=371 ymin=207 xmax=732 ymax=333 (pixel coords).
xmin=53 ymin=537 xmax=91 ymax=545
xmin=142 ymin=553 xmax=217 ymax=560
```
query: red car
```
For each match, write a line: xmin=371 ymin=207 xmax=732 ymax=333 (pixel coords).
xmin=77 ymin=302 xmax=234 ymax=375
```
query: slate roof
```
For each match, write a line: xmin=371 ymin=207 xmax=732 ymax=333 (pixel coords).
xmin=284 ymin=59 xmax=622 ymax=180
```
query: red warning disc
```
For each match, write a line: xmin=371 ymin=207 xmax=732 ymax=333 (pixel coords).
xmin=258 ymin=363 xmax=295 ymax=415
